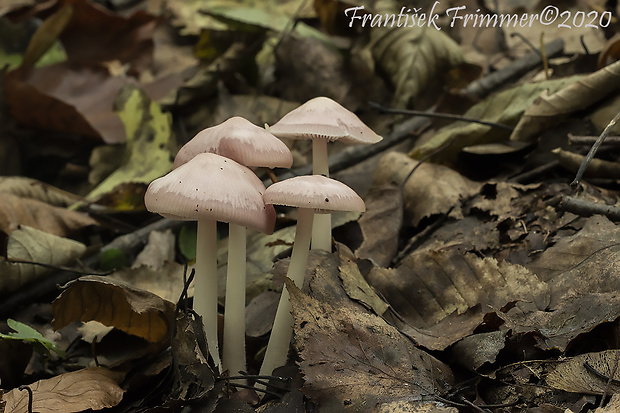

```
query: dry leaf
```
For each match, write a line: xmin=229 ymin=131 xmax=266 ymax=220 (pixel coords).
xmin=370 ymin=26 xmax=464 ymax=108
xmin=0 ymin=177 xmax=82 ymax=207
xmin=511 ymin=59 xmax=620 ymax=142
xmin=52 ymin=275 xmax=176 ymax=344
xmin=546 ymin=350 xmax=620 ymax=394
xmin=0 ymin=226 xmax=86 ymax=294
xmin=288 ymin=278 xmax=454 ymax=411
xmin=373 ymin=152 xmax=481 ymax=226
xmin=552 ymin=147 xmax=620 ymax=179
xmin=1 ymin=367 xmax=124 ymax=413
xmin=0 ymin=192 xmax=96 ymax=236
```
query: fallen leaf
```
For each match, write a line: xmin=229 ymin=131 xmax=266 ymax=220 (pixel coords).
xmin=511 ymin=60 xmax=620 ymax=142
xmin=108 ymin=262 xmax=185 ymax=304
xmin=0 ymin=318 xmax=65 ymax=357
xmin=0 ymin=226 xmax=86 ymax=294
xmin=410 ymin=76 xmax=579 ymax=162
xmin=370 ymin=26 xmax=465 ymax=108
xmin=52 ymin=275 xmax=176 ymax=344
xmin=1 ymin=367 xmax=124 ymax=413
xmin=132 ymin=229 xmax=175 ymax=269
xmin=546 ymin=350 xmax=620 ymax=394
xmin=373 ymin=152 xmax=481 ymax=226
xmin=288 ymin=278 xmax=454 ymax=411
xmin=80 ymin=84 xmax=173 ymax=209
xmin=552 ymin=147 xmax=620 ymax=179
xmin=0 ymin=192 xmax=96 ymax=236
xmin=0 ymin=177 xmax=82 ymax=207
xmin=450 ymin=331 xmax=508 ymax=371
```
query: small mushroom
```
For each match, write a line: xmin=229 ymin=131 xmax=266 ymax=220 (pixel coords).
xmin=173 ymin=117 xmax=293 ymax=378
xmin=259 ymin=175 xmax=365 ymax=378
xmin=268 ymin=97 xmax=381 ymax=251
xmin=144 ymin=153 xmax=275 ymax=372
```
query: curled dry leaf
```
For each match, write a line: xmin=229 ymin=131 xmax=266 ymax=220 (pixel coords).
xmin=373 ymin=152 xmax=481 ymax=227
xmin=546 ymin=350 xmax=620 ymax=394
xmin=1 ymin=367 xmax=124 ymax=413
xmin=510 ymin=59 xmax=620 ymax=142
xmin=52 ymin=275 xmax=176 ymax=344
xmin=370 ymin=26 xmax=464 ymax=108
xmin=287 ymin=278 xmax=454 ymax=411
xmin=552 ymin=147 xmax=620 ymax=179
xmin=0 ymin=192 xmax=96 ymax=236
xmin=0 ymin=226 xmax=86 ymax=294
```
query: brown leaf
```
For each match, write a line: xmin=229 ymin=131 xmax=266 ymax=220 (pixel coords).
xmin=510 ymin=59 xmax=620 ymax=142
xmin=552 ymin=147 xmax=620 ymax=179
xmin=288 ymin=278 xmax=454 ymax=411
xmin=1 ymin=367 xmax=124 ymax=413
xmin=52 ymin=275 xmax=176 ymax=344
xmin=0 ymin=192 xmax=96 ymax=236
xmin=0 ymin=177 xmax=82 ymax=207
xmin=373 ymin=152 xmax=481 ymax=227
xmin=355 ymin=183 xmax=402 ymax=267
xmin=6 ymin=63 xmax=128 ymax=143
xmin=546 ymin=350 xmax=620 ymax=394
xmin=368 ymin=248 xmax=550 ymax=350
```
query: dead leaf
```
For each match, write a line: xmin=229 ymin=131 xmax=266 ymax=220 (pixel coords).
xmin=373 ymin=152 xmax=481 ymax=226
xmin=288 ymin=278 xmax=454 ymax=411
xmin=367 ymin=248 xmax=550 ymax=350
xmin=370 ymin=26 xmax=464 ymax=108
xmin=410 ymin=76 xmax=579 ymax=162
xmin=355 ymin=183 xmax=402 ymax=267
xmin=552 ymin=147 xmax=620 ymax=179
xmin=6 ymin=63 xmax=128 ymax=143
xmin=0 ymin=226 xmax=86 ymax=294
xmin=511 ymin=59 xmax=620 ymax=142
xmin=0 ymin=177 xmax=82 ymax=207
xmin=52 ymin=275 xmax=176 ymax=344
xmin=108 ymin=262 xmax=185 ymax=304
xmin=450 ymin=331 xmax=508 ymax=371
xmin=546 ymin=350 xmax=620 ymax=394
xmin=20 ymin=3 xmax=72 ymax=69
xmin=1 ymin=367 xmax=124 ymax=413
xmin=0 ymin=192 xmax=96 ymax=236
xmin=132 ymin=229 xmax=175 ymax=269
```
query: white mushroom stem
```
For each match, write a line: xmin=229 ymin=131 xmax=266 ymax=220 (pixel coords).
xmin=311 ymin=139 xmax=331 ymax=251
xmin=194 ymin=219 xmax=222 ymax=372
xmin=259 ymin=207 xmax=314 ymax=377
xmin=223 ymin=223 xmax=247 ymax=378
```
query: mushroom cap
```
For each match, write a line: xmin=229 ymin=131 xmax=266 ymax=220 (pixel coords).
xmin=268 ymin=97 xmax=382 ymax=145
xmin=145 ymin=153 xmax=276 ymax=234
xmin=173 ymin=117 xmax=293 ymax=169
xmin=264 ymin=175 xmax=365 ymax=213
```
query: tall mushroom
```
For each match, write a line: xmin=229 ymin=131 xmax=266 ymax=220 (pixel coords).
xmin=173 ymin=116 xmax=292 ymax=378
xmin=144 ymin=153 xmax=275 ymax=372
xmin=268 ymin=97 xmax=381 ymax=251
xmin=259 ymin=175 xmax=365 ymax=378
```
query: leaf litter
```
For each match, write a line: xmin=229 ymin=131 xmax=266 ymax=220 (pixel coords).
xmin=3 ymin=0 xmax=620 ymax=411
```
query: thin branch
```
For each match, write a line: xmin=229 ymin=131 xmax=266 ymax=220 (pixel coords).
xmin=559 ymin=196 xmax=620 ymax=221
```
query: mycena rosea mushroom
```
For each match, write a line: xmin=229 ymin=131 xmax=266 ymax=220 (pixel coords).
xmin=268 ymin=97 xmax=381 ymax=251
xmin=258 ymin=175 xmax=365 ymax=378
xmin=173 ymin=116 xmax=292 ymax=378
xmin=144 ymin=153 xmax=275 ymax=372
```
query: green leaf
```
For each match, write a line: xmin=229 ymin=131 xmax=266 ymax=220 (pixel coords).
xmin=178 ymin=223 xmax=197 ymax=262
xmin=0 ymin=319 xmax=65 ymax=358
xmin=99 ymin=248 xmax=130 ymax=272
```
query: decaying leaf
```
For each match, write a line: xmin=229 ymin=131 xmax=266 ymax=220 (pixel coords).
xmin=552 ymin=147 xmax=620 ymax=179
xmin=373 ymin=151 xmax=481 ymax=226
xmin=0 ymin=177 xmax=82 ymax=207
xmin=288 ymin=278 xmax=454 ymax=411
xmin=80 ymin=85 xmax=173 ymax=209
xmin=546 ymin=350 xmax=620 ymax=394
xmin=52 ymin=275 xmax=176 ymax=344
xmin=0 ymin=226 xmax=86 ymax=294
xmin=511 ymin=59 xmax=620 ymax=142
xmin=410 ymin=76 xmax=579 ymax=162
xmin=368 ymin=247 xmax=550 ymax=350
xmin=355 ymin=183 xmax=402 ymax=267
xmin=0 ymin=192 xmax=96 ymax=236
xmin=108 ymin=262 xmax=185 ymax=304
xmin=370 ymin=26 xmax=464 ymax=108
xmin=1 ymin=367 xmax=124 ymax=413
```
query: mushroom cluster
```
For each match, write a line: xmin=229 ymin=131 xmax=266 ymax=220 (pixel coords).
xmin=143 ymin=97 xmax=381 ymax=385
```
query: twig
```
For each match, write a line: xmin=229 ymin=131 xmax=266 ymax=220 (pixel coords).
xmin=508 ymin=160 xmax=560 ymax=183
xmin=559 ymin=196 xmax=620 ymax=221
xmin=0 ymin=218 xmax=183 ymax=316
xmin=571 ymin=109 xmax=620 ymax=185
xmin=18 ymin=385 xmax=33 ymax=413
xmin=568 ymin=134 xmax=620 ymax=146
xmin=5 ymin=258 xmax=112 ymax=276
xmin=369 ymin=102 xmax=514 ymax=131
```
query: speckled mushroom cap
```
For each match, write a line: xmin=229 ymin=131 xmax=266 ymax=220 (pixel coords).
xmin=145 ymin=153 xmax=276 ymax=234
xmin=263 ymin=175 xmax=365 ymax=213
xmin=268 ymin=97 xmax=382 ymax=145
xmin=173 ymin=117 xmax=293 ymax=169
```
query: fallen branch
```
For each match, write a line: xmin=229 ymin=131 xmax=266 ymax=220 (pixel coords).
xmin=559 ymin=196 xmax=620 ymax=221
